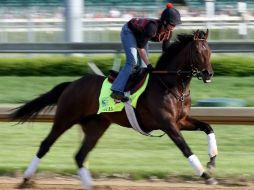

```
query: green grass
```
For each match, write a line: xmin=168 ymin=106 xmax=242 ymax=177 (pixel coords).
xmin=0 ymin=76 xmax=79 ymax=104
xmin=0 ymin=76 xmax=254 ymax=106
xmin=0 ymin=123 xmax=253 ymax=181
xmin=190 ymin=76 xmax=254 ymax=106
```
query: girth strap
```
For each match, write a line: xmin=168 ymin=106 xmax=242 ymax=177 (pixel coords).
xmin=125 ymin=101 xmax=152 ymax=136
xmin=124 ymin=101 xmax=165 ymax=137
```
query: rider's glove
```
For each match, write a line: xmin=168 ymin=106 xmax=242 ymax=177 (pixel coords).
xmin=146 ymin=64 xmax=154 ymax=74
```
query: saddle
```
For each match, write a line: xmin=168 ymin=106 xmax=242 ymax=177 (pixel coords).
xmin=108 ymin=68 xmax=148 ymax=95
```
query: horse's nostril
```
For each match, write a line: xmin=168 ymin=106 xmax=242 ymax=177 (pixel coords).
xmin=202 ymin=70 xmax=209 ymax=75
xmin=202 ymin=70 xmax=213 ymax=77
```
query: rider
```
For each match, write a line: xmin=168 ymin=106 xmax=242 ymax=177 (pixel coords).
xmin=111 ymin=3 xmax=182 ymax=102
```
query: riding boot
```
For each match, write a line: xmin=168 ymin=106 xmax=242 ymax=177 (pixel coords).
xmin=110 ymin=91 xmax=129 ymax=102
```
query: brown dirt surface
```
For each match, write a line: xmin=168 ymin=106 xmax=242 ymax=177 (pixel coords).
xmin=1 ymin=175 xmax=254 ymax=190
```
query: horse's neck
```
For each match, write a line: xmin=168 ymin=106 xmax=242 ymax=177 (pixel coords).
xmin=157 ymin=47 xmax=192 ymax=95
xmin=168 ymin=45 xmax=190 ymax=72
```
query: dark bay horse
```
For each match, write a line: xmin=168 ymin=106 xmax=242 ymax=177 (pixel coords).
xmin=10 ymin=30 xmax=218 ymax=189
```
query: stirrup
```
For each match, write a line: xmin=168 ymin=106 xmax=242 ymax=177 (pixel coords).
xmin=121 ymin=96 xmax=129 ymax=102
xmin=110 ymin=92 xmax=129 ymax=103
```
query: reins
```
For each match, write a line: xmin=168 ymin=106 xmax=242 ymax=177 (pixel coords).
xmin=151 ymin=36 xmax=206 ymax=78
xmin=151 ymin=70 xmax=192 ymax=75
xmin=156 ymin=76 xmax=190 ymax=112
xmin=150 ymin=41 xmax=197 ymax=112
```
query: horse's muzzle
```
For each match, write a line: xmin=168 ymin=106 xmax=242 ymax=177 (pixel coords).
xmin=198 ymin=69 xmax=214 ymax=83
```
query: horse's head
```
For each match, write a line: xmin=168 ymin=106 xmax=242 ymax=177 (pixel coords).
xmin=190 ymin=29 xmax=213 ymax=83
xmin=156 ymin=30 xmax=213 ymax=83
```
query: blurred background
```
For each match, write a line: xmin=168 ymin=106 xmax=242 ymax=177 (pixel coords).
xmin=0 ymin=0 xmax=254 ymax=184
xmin=0 ymin=0 xmax=253 ymax=42
xmin=0 ymin=0 xmax=253 ymax=106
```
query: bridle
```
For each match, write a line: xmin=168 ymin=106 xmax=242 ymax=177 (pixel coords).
xmin=152 ymin=38 xmax=208 ymax=79
xmin=152 ymin=37 xmax=209 ymax=111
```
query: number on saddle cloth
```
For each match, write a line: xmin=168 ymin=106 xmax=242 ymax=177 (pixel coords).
xmin=108 ymin=68 xmax=148 ymax=94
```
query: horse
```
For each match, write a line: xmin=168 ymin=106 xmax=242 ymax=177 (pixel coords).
xmin=10 ymin=29 xmax=218 ymax=190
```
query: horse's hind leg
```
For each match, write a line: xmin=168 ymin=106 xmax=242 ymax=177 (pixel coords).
xmin=19 ymin=121 xmax=74 ymax=188
xmin=76 ymin=115 xmax=110 ymax=190
xmin=179 ymin=116 xmax=218 ymax=173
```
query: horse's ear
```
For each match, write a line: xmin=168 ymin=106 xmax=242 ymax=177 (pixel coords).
xmin=205 ymin=29 xmax=209 ymax=40
xmin=194 ymin=29 xmax=199 ymax=40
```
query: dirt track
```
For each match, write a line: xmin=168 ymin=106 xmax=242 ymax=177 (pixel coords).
xmin=1 ymin=176 xmax=254 ymax=190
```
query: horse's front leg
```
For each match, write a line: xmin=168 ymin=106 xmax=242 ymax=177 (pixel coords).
xmin=161 ymin=119 xmax=217 ymax=185
xmin=179 ymin=116 xmax=218 ymax=173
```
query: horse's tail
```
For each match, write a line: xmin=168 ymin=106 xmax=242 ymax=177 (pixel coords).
xmin=10 ymin=81 xmax=71 ymax=123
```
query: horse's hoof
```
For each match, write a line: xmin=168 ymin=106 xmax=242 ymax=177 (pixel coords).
xmin=205 ymin=177 xmax=218 ymax=185
xmin=16 ymin=179 xmax=35 ymax=189
xmin=207 ymin=156 xmax=216 ymax=174
xmin=207 ymin=162 xmax=216 ymax=173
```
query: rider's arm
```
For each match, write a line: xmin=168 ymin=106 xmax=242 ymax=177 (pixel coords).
xmin=137 ymin=48 xmax=150 ymax=66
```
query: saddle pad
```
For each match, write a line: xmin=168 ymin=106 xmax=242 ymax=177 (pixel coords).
xmin=97 ymin=74 xmax=149 ymax=114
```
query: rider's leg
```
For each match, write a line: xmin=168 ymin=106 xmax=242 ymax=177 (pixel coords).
xmin=111 ymin=23 xmax=138 ymax=99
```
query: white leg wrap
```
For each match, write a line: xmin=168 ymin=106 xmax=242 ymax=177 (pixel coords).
xmin=78 ymin=167 xmax=93 ymax=190
xmin=188 ymin=155 xmax=205 ymax=176
xmin=23 ymin=156 xmax=41 ymax=179
xmin=208 ymin=133 xmax=218 ymax=157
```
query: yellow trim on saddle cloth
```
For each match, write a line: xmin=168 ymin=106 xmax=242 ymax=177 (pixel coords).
xmin=97 ymin=75 xmax=150 ymax=114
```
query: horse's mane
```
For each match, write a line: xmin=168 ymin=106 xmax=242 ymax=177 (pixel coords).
xmin=155 ymin=32 xmax=200 ymax=69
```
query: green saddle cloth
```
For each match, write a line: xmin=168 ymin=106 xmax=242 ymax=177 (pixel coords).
xmin=97 ymin=75 xmax=150 ymax=114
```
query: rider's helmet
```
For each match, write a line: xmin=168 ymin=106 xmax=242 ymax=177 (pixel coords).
xmin=160 ymin=3 xmax=182 ymax=26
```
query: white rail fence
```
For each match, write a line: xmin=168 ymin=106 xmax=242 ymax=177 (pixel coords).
xmin=0 ymin=42 xmax=254 ymax=53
